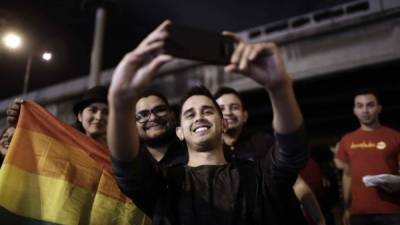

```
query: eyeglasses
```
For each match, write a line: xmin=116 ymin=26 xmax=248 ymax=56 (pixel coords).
xmin=135 ymin=105 xmax=169 ymax=123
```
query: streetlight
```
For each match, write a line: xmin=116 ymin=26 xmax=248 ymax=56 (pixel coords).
xmin=1 ymin=31 xmax=52 ymax=95
xmin=42 ymin=52 xmax=52 ymax=61
xmin=2 ymin=32 xmax=22 ymax=49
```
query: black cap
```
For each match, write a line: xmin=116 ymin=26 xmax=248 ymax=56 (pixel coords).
xmin=73 ymin=86 xmax=108 ymax=116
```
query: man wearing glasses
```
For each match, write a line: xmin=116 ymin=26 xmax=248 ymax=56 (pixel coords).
xmin=134 ymin=91 xmax=187 ymax=166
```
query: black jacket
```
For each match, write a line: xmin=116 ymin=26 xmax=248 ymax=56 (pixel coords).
xmin=112 ymin=127 xmax=308 ymax=225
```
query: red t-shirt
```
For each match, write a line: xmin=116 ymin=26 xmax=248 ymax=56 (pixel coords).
xmin=300 ymin=158 xmax=324 ymax=198
xmin=337 ymin=126 xmax=400 ymax=215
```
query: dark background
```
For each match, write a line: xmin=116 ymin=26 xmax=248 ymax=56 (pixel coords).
xmin=1 ymin=0 xmax=399 ymax=148
xmin=0 ymin=0 xmax=352 ymax=99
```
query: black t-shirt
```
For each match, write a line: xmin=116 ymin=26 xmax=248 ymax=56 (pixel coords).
xmin=112 ymin=127 xmax=308 ymax=225
xmin=223 ymin=129 xmax=307 ymax=225
xmin=141 ymin=137 xmax=187 ymax=167
xmin=177 ymin=164 xmax=239 ymax=225
xmin=223 ymin=129 xmax=274 ymax=161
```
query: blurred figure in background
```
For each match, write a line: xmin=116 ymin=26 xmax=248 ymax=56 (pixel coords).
xmin=6 ymin=86 xmax=109 ymax=148
xmin=336 ymin=89 xmax=400 ymax=225
xmin=215 ymin=86 xmax=325 ymax=225
xmin=72 ymin=86 xmax=109 ymax=148
xmin=0 ymin=126 xmax=15 ymax=166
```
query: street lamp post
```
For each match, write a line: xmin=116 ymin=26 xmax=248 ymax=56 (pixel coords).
xmin=22 ymin=51 xmax=33 ymax=95
xmin=88 ymin=7 xmax=106 ymax=88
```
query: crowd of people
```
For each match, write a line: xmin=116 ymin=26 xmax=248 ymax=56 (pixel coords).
xmin=1 ymin=20 xmax=399 ymax=225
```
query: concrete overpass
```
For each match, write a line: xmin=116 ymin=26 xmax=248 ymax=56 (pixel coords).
xmin=1 ymin=0 xmax=399 ymax=142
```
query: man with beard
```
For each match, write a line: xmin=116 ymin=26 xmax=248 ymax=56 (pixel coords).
xmin=135 ymin=91 xmax=186 ymax=166
xmin=336 ymin=89 xmax=400 ymax=225
xmin=107 ymin=20 xmax=308 ymax=225
xmin=215 ymin=87 xmax=325 ymax=225
xmin=214 ymin=87 xmax=274 ymax=161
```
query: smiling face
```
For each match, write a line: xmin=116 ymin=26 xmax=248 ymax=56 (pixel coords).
xmin=78 ymin=102 xmax=108 ymax=138
xmin=216 ymin=93 xmax=248 ymax=135
xmin=135 ymin=95 xmax=175 ymax=147
xmin=0 ymin=126 xmax=15 ymax=157
xmin=177 ymin=95 xmax=225 ymax=152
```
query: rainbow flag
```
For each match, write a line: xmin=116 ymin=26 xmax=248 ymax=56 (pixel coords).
xmin=0 ymin=101 xmax=151 ymax=225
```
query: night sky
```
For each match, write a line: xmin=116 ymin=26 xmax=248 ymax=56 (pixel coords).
xmin=0 ymin=0 xmax=353 ymax=99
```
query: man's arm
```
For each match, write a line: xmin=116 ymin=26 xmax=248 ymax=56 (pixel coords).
xmin=225 ymin=40 xmax=307 ymax=182
xmin=107 ymin=21 xmax=173 ymax=215
xmin=294 ymin=177 xmax=327 ymax=225
xmin=225 ymin=42 xmax=302 ymax=133
xmin=342 ymin=162 xmax=352 ymax=225
xmin=108 ymin=20 xmax=173 ymax=161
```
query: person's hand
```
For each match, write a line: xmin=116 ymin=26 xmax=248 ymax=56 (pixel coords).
xmin=0 ymin=126 xmax=15 ymax=157
xmin=342 ymin=209 xmax=350 ymax=225
xmin=317 ymin=219 xmax=327 ymax=225
xmin=373 ymin=174 xmax=400 ymax=193
xmin=224 ymin=34 xmax=290 ymax=91
xmin=6 ymin=98 xmax=24 ymax=126
xmin=108 ymin=20 xmax=173 ymax=108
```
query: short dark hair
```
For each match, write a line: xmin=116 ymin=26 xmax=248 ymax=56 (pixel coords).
xmin=353 ymin=88 xmax=380 ymax=104
xmin=213 ymin=86 xmax=246 ymax=110
xmin=139 ymin=90 xmax=170 ymax=107
xmin=179 ymin=86 xmax=223 ymax=120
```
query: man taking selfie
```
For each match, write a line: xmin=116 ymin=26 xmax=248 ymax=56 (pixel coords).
xmin=108 ymin=20 xmax=308 ymax=225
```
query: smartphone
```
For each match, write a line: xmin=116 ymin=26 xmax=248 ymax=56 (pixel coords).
xmin=165 ymin=25 xmax=236 ymax=65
